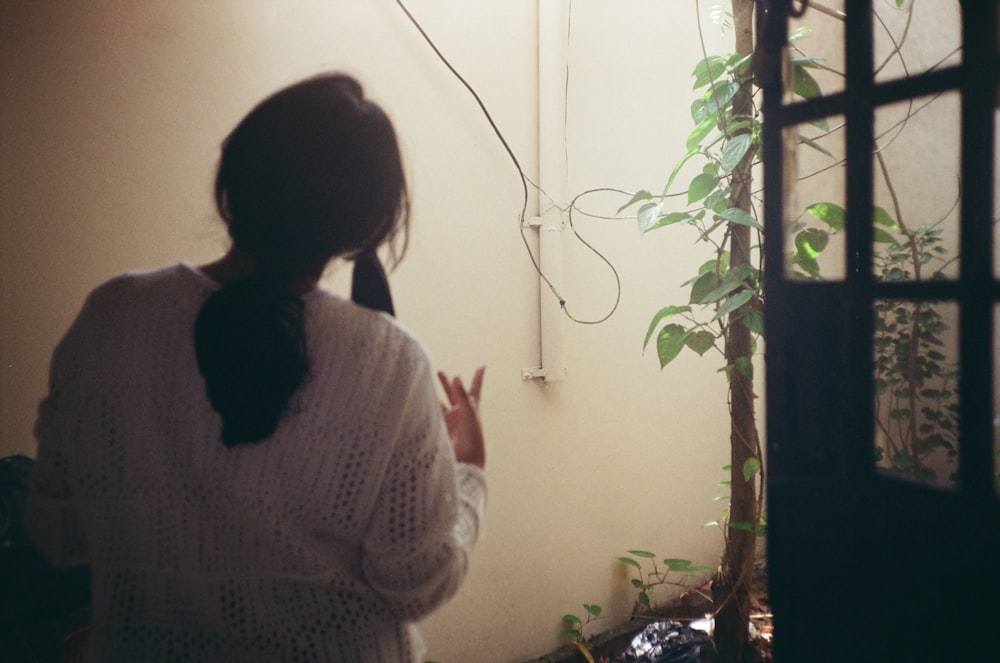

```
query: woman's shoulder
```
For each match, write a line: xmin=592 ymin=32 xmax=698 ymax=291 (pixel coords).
xmin=88 ymin=263 xmax=206 ymax=301
xmin=51 ymin=264 xmax=201 ymax=357
xmin=306 ymin=290 xmax=432 ymax=364
xmin=74 ymin=264 xmax=210 ymax=328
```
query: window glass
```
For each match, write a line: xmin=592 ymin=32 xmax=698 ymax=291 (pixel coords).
xmin=872 ymin=92 xmax=961 ymax=281
xmin=872 ymin=0 xmax=962 ymax=85
xmin=874 ymin=299 xmax=959 ymax=489
xmin=784 ymin=117 xmax=846 ymax=281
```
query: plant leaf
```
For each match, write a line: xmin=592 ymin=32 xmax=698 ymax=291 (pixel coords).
xmin=686 ymin=115 xmax=718 ymax=151
xmin=742 ymin=306 xmax=764 ymax=335
xmin=694 ymin=264 xmax=755 ymax=304
xmin=719 ymin=206 xmax=762 ymax=230
xmin=696 ymin=279 xmax=744 ymax=305
xmin=704 ymin=188 xmax=730 ymax=213
xmin=636 ymin=202 xmax=661 ymax=232
xmin=792 ymin=61 xmax=822 ymax=99
xmin=687 ymin=173 xmax=718 ymax=204
xmin=792 ymin=250 xmax=821 ymax=278
xmin=664 ymin=148 xmax=701 ymax=195
xmin=691 ymin=98 xmax=709 ymax=123
xmin=743 ymin=457 xmax=761 ymax=481
xmin=643 ymin=305 xmax=692 ymax=350
xmin=712 ymin=289 xmax=754 ymax=321
xmin=643 ymin=211 xmax=692 ymax=234
xmin=704 ymin=81 xmax=740 ymax=115
xmin=795 ymin=228 xmax=829 ymax=259
xmin=692 ymin=55 xmax=728 ymax=89
xmin=684 ymin=256 xmax=728 ymax=284
xmin=663 ymin=558 xmax=694 ymax=571
xmin=584 ymin=604 xmax=603 ymax=617
xmin=685 ymin=330 xmax=716 ymax=356
xmin=617 ymin=189 xmax=652 ymax=214
xmin=798 ymin=133 xmax=833 ymax=157
xmin=872 ymin=205 xmax=899 ymax=228
xmin=721 ymin=134 xmax=753 ymax=173
xmin=689 ymin=271 xmax=719 ymax=304
xmin=728 ymin=53 xmax=752 ymax=74
xmin=874 ymin=227 xmax=897 ymax=243
xmin=627 ymin=550 xmax=656 ymax=558
xmin=563 ymin=614 xmax=582 ymax=626
xmin=657 ymin=324 xmax=690 ymax=368
xmin=617 ymin=556 xmax=643 ymax=570
xmin=734 ymin=356 xmax=754 ymax=378
xmin=806 ymin=202 xmax=846 ymax=232
xmin=789 ymin=26 xmax=813 ymax=42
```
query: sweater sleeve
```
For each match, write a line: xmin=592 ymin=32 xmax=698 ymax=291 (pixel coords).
xmin=24 ymin=290 xmax=103 ymax=568
xmin=359 ymin=351 xmax=486 ymax=622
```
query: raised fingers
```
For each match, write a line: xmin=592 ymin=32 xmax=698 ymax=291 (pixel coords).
xmin=437 ymin=370 xmax=458 ymax=406
xmin=468 ymin=365 xmax=485 ymax=403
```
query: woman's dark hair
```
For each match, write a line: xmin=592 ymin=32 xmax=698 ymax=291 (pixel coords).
xmin=194 ymin=73 xmax=409 ymax=446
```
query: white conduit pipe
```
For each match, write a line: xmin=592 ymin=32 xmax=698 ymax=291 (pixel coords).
xmin=525 ymin=0 xmax=568 ymax=382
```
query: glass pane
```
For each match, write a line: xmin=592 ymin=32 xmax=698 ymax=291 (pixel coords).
xmin=787 ymin=2 xmax=961 ymax=99
xmin=874 ymin=299 xmax=959 ymax=489
xmin=872 ymin=0 xmax=962 ymax=85
xmin=788 ymin=2 xmax=845 ymax=97
xmin=872 ymin=92 xmax=961 ymax=281
xmin=784 ymin=116 xmax=846 ymax=280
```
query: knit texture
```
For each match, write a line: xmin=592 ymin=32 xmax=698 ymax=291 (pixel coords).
xmin=25 ymin=263 xmax=486 ymax=662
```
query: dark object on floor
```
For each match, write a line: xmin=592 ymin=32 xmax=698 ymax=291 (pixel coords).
xmin=1 ymin=455 xmax=91 ymax=663
xmin=614 ymin=621 xmax=718 ymax=663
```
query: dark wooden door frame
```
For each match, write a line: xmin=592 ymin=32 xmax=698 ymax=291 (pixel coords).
xmin=761 ymin=2 xmax=1000 ymax=661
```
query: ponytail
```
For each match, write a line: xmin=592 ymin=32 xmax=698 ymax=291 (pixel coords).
xmin=194 ymin=276 xmax=308 ymax=446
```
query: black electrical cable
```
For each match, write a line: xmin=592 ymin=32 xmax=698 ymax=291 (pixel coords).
xmin=566 ymin=188 xmax=623 ymax=324
xmin=394 ymin=0 xmax=622 ymax=324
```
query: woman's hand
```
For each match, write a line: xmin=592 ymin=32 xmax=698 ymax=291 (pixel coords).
xmin=437 ymin=366 xmax=486 ymax=469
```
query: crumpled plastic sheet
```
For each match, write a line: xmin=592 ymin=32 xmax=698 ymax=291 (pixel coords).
xmin=613 ymin=620 xmax=719 ymax=663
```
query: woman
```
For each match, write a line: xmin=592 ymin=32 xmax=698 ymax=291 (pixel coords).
xmin=25 ymin=73 xmax=486 ymax=662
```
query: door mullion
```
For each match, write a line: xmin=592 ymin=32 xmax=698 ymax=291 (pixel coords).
xmin=844 ymin=0 xmax=877 ymax=477
xmin=958 ymin=2 xmax=998 ymax=496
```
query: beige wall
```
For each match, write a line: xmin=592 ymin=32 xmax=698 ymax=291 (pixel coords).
xmin=2 ymin=2 xmax=738 ymax=660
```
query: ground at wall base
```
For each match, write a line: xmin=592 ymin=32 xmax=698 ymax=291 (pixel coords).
xmin=522 ymin=569 xmax=772 ymax=663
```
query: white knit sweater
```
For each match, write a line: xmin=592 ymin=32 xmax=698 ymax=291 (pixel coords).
xmin=25 ymin=263 xmax=486 ymax=662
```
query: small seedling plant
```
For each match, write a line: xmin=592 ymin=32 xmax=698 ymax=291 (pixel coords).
xmin=617 ymin=551 xmax=713 ymax=615
xmin=562 ymin=550 xmax=711 ymax=643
